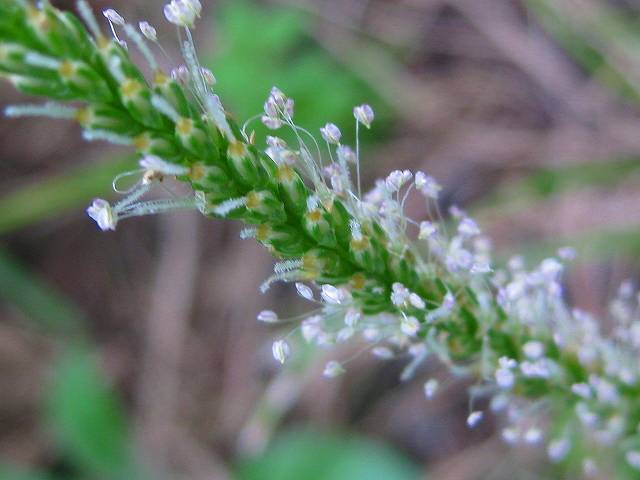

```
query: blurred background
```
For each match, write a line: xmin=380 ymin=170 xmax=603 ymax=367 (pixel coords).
xmin=1 ymin=0 xmax=640 ymax=478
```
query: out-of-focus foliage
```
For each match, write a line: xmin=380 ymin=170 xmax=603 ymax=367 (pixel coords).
xmin=211 ymin=0 xmax=389 ymax=144
xmin=527 ymin=0 xmax=640 ymax=102
xmin=0 ymin=248 xmax=83 ymax=334
xmin=45 ymin=349 xmax=138 ymax=478
xmin=0 ymin=156 xmax=134 ymax=234
xmin=237 ymin=428 xmax=420 ymax=480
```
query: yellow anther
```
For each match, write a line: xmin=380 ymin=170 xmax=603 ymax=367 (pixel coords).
xmin=27 ymin=6 xmax=50 ymax=30
xmin=349 ymin=273 xmax=366 ymax=290
xmin=245 ymin=191 xmax=261 ymax=210
xmin=74 ymin=106 xmax=93 ymax=125
xmin=227 ymin=140 xmax=248 ymax=160
xmin=277 ymin=165 xmax=294 ymax=183
xmin=96 ymin=36 xmax=110 ymax=50
xmin=306 ymin=209 xmax=322 ymax=223
xmin=176 ymin=117 xmax=194 ymax=136
xmin=153 ymin=70 xmax=169 ymax=87
xmin=188 ymin=163 xmax=206 ymax=181
xmin=133 ymin=133 xmax=151 ymax=151
xmin=256 ymin=225 xmax=271 ymax=242
xmin=350 ymin=236 xmax=370 ymax=252
xmin=58 ymin=60 xmax=76 ymax=80
xmin=121 ymin=79 xmax=142 ymax=100
xmin=302 ymin=253 xmax=321 ymax=275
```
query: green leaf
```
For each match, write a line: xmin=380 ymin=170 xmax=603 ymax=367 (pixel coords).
xmin=0 ymin=248 xmax=83 ymax=335
xmin=237 ymin=428 xmax=420 ymax=480
xmin=0 ymin=156 xmax=135 ymax=234
xmin=209 ymin=0 xmax=390 ymax=145
xmin=45 ymin=349 xmax=136 ymax=477
xmin=0 ymin=466 xmax=57 ymax=480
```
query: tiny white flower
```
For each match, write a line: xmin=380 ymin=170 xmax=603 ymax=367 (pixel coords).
xmin=321 ymin=284 xmax=346 ymax=304
xmin=171 ymin=65 xmax=190 ymax=84
xmin=547 ymin=438 xmax=570 ymax=463
xmin=557 ymin=246 xmax=576 ymax=261
xmin=371 ymin=346 xmax=394 ymax=359
xmin=409 ymin=293 xmax=425 ymax=310
xmin=626 ymin=451 xmax=640 ymax=470
xmin=320 ymin=123 xmax=341 ymax=144
xmin=385 ymin=169 xmax=412 ymax=192
xmin=423 ymin=378 xmax=439 ymax=399
xmin=337 ymin=145 xmax=356 ymax=164
xmin=495 ymin=367 xmax=515 ymax=389
xmin=540 ymin=257 xmax=563 ymax=279
xmin=268 ymin=86 xmax=287 ymax=109
xmin=301 ymin=316 xmax=322 ymax=343
xmin=103 ymin=8 xmax=125 ymax=26
xmin=443 ymin=292 xmax=456 ymax=310
xmin=490 ymin=393 xmax=509 ymax=412
xmin=87 ymin=199 xmax=117 ymax=231
xmin=272 ymin=339 xmax=290 ymax=364
xmin=571 ymin=382 xmax=592 ymax=399
xmin=344 ymin=308 xmax=361 ymax=327
xmin=414 ymin=171 xmax=427 ymax=189
xmin=139 ymin=154 xmax=189 ymax=176
xmin=575 ymin=402 xmax=598 ymax=427
xmin=499 ymin=357 xmax=517 ymax=369
xmin=261 ymin=115 xmax=282 ymax=130
xmin=353 ymin=104 xmax=374 ymax=128
xmin=400 ymin=316 xmax=420 ymax=337
xmin=418 ymin=221 xmax=437 ymax=240
xmin=323 ymin=360 xmax=345 ymax=378
xmin=139 ymin=21 xmax=157 ymax=41
xmin=583 ymin=459 xmax=597 ymax=477
xmin=391 ymin=282 xmax=410 ymax=307
xmin=449 ymin=205 xmax=465 ymax=218
xmin=295 ymin=282 xmax=314 ymax=301
xmin=470 ymin=262 xmax=492 ymax=274
xmin=418 ymin=175 xmax=441 ymax=199
xmin=362 ymin=328 xmax=382 ymax=342
xmin=458 ymin=218 xmax=480 ymax=237
xmin=257 ymin=310 xmax=278 ymax=323
xmin=523 ymin=341 xmax=545 ymax=360
xmin=336 ymin=327 xmax=355 ymax=343
xmin=164 ymin=0 xmax=202 ymax=27
xmin=524 ymin=427 xmax=543 ymax=444
xmin=501 ymin=427 xmax=519 ymax=445
xmin=200 ymin=67 xmax=216 ymax=86
xmin=466 ymin=411 xmax=484 ymax=428
xmin=520 ymin=359 xmax=552 ymax=379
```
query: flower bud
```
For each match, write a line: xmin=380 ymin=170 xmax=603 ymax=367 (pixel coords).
xmin=139 ymin=21 xmax=157 ymax=41
xmin=103 ymin=8 xmax=125 ymax=26
xmin=320 ymin=123 xmax=341 ymax=144
xmin=353 ymin=104 xmax=374 ymax=128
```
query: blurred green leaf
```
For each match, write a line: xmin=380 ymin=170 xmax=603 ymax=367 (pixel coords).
xmin=0 ymin=466 xmax=57 ymax=480
xmin=527 ymin=0 xmax=640 ymax=101
xmin=237 ymin=428 xmax=420 ymax=480
xmin=0 ymin=248 xmax=83 ymax=335
xmin=513 ymin=227 xmax=640 ymax=265
xmin=476 ymin=156 xmax=640 ymax=217
xmin=209 ymin=0 xmax=390 ymax=145
xmin=45 ymin=349 xmax=136 ymax=478
xmin=0 ymin=156 xmax=135 ymax=234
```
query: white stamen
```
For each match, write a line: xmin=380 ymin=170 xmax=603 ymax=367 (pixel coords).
xmin=257 ymin=310 xmax=278 ymax=323
xmin=272 ymin=339 xmax=290 ymax=364
xmin=323 ymin=360 xmax=345 ymax=378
